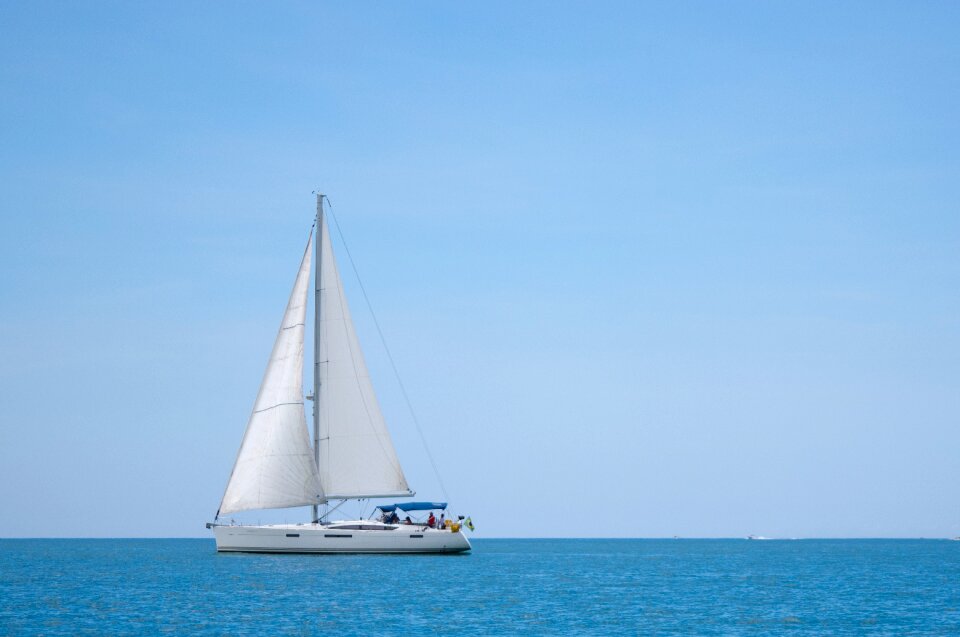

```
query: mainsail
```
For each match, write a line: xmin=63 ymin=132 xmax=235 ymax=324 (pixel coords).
xmin=316 ymin=214 xmax=412 ymax=499
xmin=219 ymin=234 xmax=323 ymax=515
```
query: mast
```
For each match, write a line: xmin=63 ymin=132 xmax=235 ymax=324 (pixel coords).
xmin=312 ymin=193 xmax=324 ymax=523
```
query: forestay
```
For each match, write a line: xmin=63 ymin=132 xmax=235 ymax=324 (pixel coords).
xmin=219 ymin=234 xmax=323 ymax=515
xmin=316 ymin=214 xmax=412 ymax=499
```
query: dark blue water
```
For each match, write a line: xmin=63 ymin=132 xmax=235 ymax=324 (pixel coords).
xmin=1 ymin=539 xmax=958 ymax=635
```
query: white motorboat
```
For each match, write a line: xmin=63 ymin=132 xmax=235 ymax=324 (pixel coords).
xmin=208 ymin=194 xmax=471 ymax=554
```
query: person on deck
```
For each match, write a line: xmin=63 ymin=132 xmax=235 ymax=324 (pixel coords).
xmin=404 ymin=516 xmax=412 ymax=525
xmin=427 ymin=512 xmax=436 ymax=528
xmin=439 ymin=513 xmax=446 ymax=529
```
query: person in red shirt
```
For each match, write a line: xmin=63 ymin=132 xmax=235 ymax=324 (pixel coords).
xmin=427 ymin=512 xmax=436 ymax=528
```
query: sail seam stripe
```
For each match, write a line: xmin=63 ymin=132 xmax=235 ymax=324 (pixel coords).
xmin=252 ymin=402 xmax=302 ymax=414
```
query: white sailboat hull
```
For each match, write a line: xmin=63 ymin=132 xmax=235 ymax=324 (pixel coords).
xmin=212 ymin=523 xmax=472 ymax=554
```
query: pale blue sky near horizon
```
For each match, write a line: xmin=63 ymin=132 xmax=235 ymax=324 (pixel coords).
xmin=1 ymin=2 xmax=958 ymax=538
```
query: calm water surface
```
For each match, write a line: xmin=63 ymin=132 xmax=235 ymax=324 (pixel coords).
xmin=1 ymin=538 xmax=958 ymax=635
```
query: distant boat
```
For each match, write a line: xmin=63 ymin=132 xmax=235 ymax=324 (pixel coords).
xmin=208 ymin=194 xmax=471 ymax=554
xmin=746 ymin=535 xmax=771 ymax=540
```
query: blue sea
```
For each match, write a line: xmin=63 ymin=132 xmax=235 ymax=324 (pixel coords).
xmin=1 ymin=539 xmax=958 ymax=635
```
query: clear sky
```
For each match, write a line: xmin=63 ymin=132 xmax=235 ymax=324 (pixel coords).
xmin=1 ymin=2 xmax=958 ymax=538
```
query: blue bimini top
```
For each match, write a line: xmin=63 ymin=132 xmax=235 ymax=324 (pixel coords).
xmin=376 ymin=502 xmax=447 ymax=513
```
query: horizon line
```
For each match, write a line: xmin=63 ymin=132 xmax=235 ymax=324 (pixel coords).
xmin=2 ymin=536 xmax=957 ymax=541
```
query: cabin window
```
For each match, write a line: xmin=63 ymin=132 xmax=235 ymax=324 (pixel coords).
xmin=285 ymin=533 xmax=300 ymax=537
xmin=324 ymin=534 xmax=352 ymax=538
xmin=409 ymin=534 xmax=423 ymax=538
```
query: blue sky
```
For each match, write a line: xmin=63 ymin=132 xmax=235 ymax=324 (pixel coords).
xmin=1 ymin=2 xmax=958 ymax=537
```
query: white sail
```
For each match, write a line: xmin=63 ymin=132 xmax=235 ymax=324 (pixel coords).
xmin=219 ymin=234 xmax=323 ymax=515
xmin=316 ymin=215 xmax=412 ymax=499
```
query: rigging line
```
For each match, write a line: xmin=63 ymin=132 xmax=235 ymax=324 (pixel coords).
xmin=327 ymin=207 xmax=451 ymax=503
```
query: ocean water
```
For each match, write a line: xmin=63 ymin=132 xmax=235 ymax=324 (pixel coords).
xmin=1 ymin=539 xmax=958 ymax=635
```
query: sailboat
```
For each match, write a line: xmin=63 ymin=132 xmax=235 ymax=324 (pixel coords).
xmin=208 ymin=194 xmax=471 ymax=554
